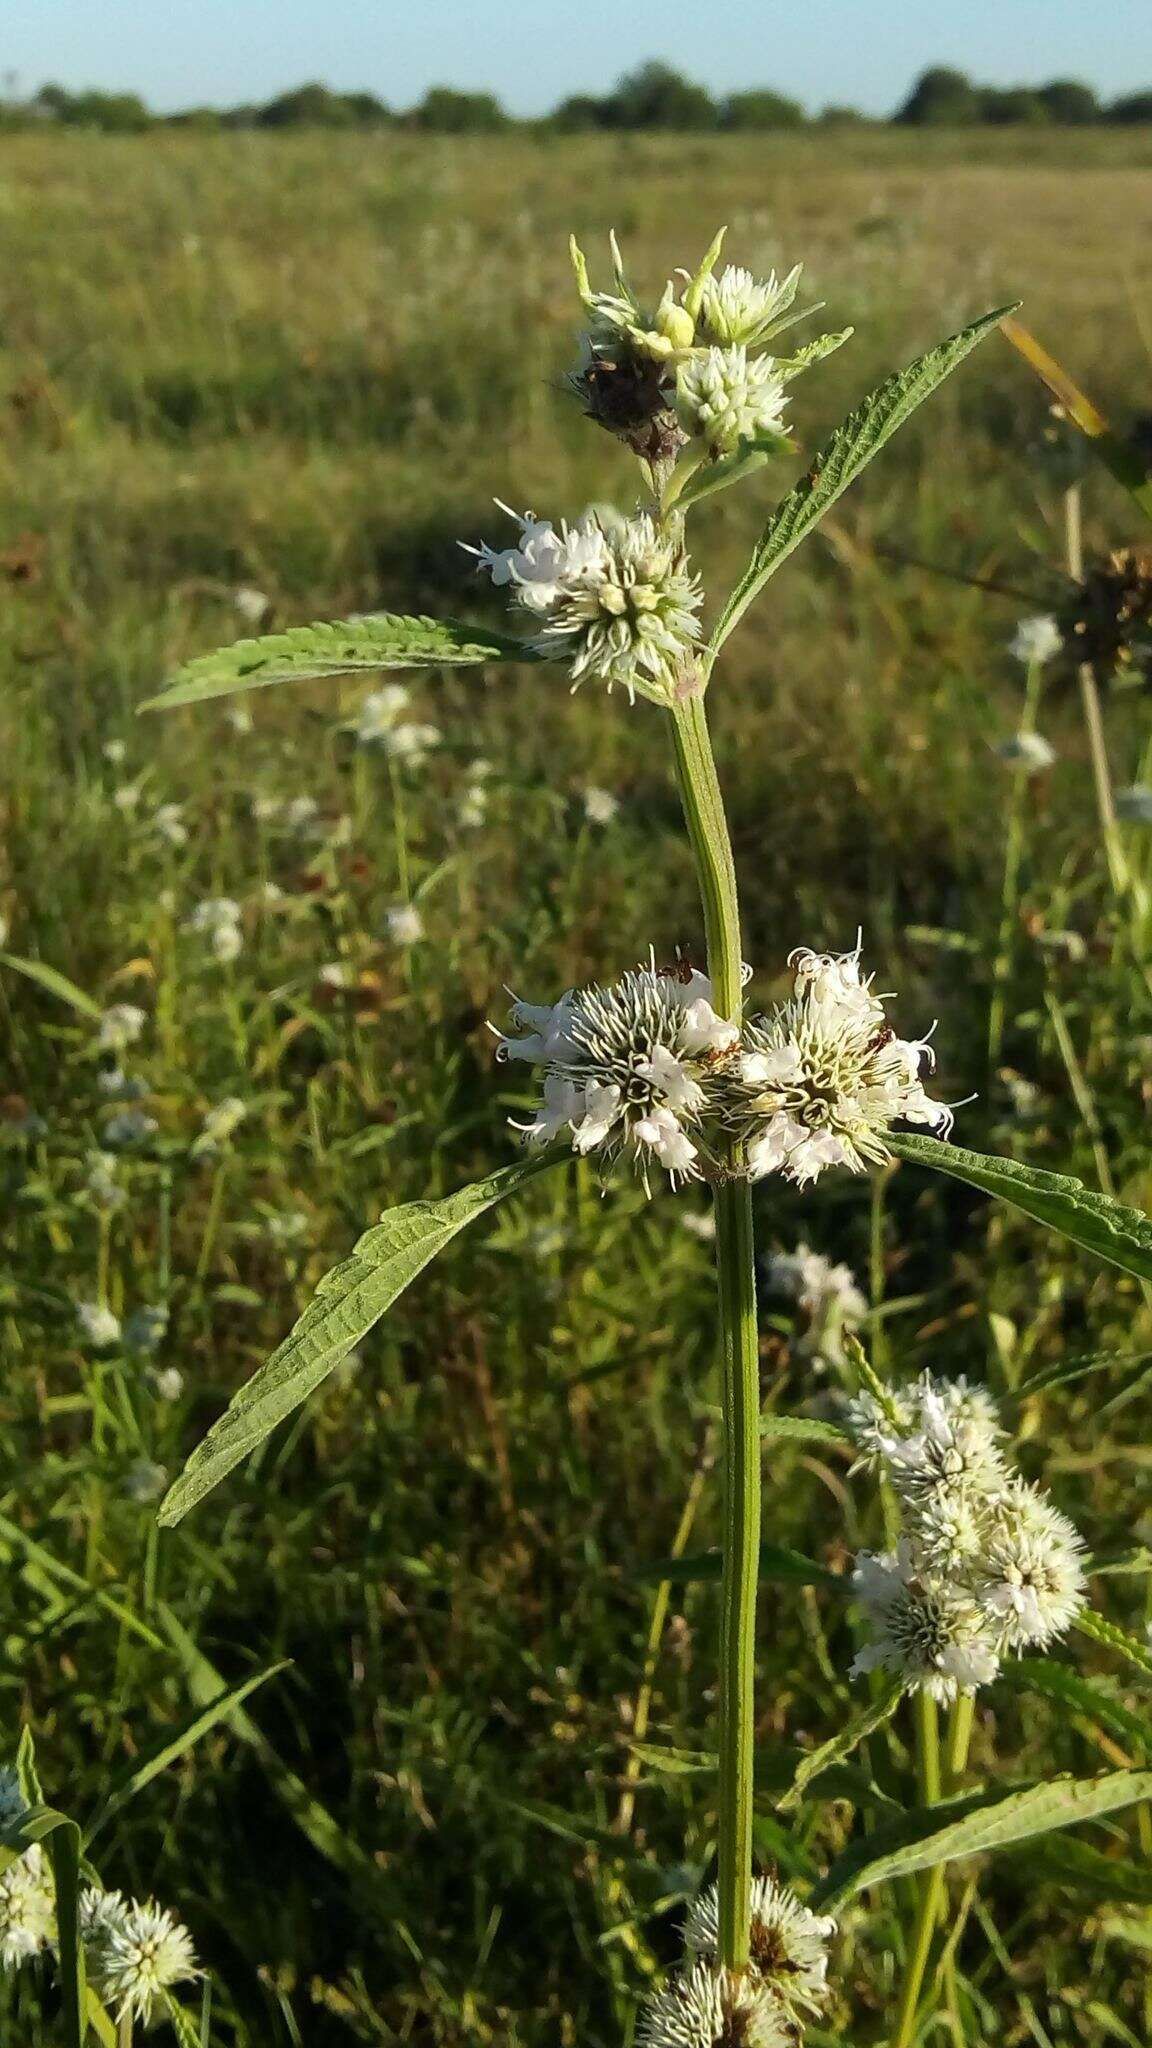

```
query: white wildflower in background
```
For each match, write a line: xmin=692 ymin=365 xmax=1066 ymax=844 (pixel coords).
xmin=233 ymin=585 xmax=271 ymax=626
xmin=97 ymin=1003 xmax=147 ymax=1052
xmin=583 ymin=785 xmax=620 ymax=825
xmin=722 ymin=943 xmax=951 ymax=1186
xmin=150 ymin=1366 xmax=185 ymax=1403
xmin=1008 ymin=615 xmax=1062 ymax=666
xmin=264 ymin=1209 xmax=309 ymax=1247
xmin=385 ymin=903 xmax=424 ymax=946
xmin=186 ymin=897 xmax=244 ymax=962
xmin=77 ymin=1302 xmax=122 ymax=1349
xmin=680 ymin=1208 xmax=717 ymax=1242
xmin=192 ymin=1096 xmax=248 ymax=1157
xmin=1115 ymin=783 xmax=1152 ymax=824
xmin=113 ymin=783 xmax=143 ymax=815
xmin=79 ymin=1886 xmax=129 ymax=1947
xmin=86 ymin=1897 xmax=198 ymax=2025
xmin=102 ymin=1107 xmax=159 ymax=1148
xmin=499 ymin=960 xmax=735 ymax=1187
xmin=685 ymin=1875 xmax=835 ymax=2016
xmin=352 ymin=683 xmax=410 ymax=743
xmin=319 ymin=961 xmax=353 ymax=990
xmin=765 ymin=1243 xmax=867 ymax=1369
xmin=103 ymin=738 xmax=128 ymax=767
xmin=225 ymin=702 xmax=253 ymax=734
xmin=152 ymin=801 xmax=188 ymax=848
xmin=123 ymin=1460 xmax=168 ymax=1505
xmin=846 ymin=1371 xmax=1087 ymax=1696
xmin=696 ymin=263 xmax=804 ymax=348
xmin=84 ymin=1149 xmax=125 ymax=1213
xmin=676 ymin=346 xmax=789 ymax=455
xmin=467 ymin=505 xmax=703 ymax=705
xmin=0 ymin=1843 xmax=55 ymax=1970
xmin=638 ymin=1960 xmax=794 ymax=2048
xmin=996 ymin=731 xmax=1056 ymax=772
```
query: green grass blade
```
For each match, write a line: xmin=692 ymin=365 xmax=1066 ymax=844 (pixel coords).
xmin=811 ymin=1768 xmax=1152 ymax=1909
xmin=888 ymin=1132 xmax=1152 ymax=1284
xmin=1 ymin=951 xmax=104 ymax=1021
xmin=632 ymin=1541 xmax=841 ymax=1589
xmin=1076 ymin=1608 xmax=1152 ymax=1681
xmin=83 ymin=1662 xmax=290 ymax=1846
xmin=159 ymin=1152 xmax=561 ymax=1523
xmin=997 ymin=1657 xmax=1151 ymax=1756
xmin=1013 ymin=1836 xmax=1152 ymax=1906
xmin=140 ymin=613 xmax=537 ymax=711
xmin=1 ymin=1804 xmax=85 ymax=2044
xmin=778 ymin=1678 xmax=904 ymax=1812
xmin=709 ymin=302 xmax=1016 ymax=658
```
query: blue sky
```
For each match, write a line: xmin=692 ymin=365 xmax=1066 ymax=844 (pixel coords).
xmin=5 ymin=0 xmax=1151 ymax=116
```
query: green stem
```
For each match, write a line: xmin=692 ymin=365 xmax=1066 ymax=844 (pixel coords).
xmin=670 ymin=689 xmax=759 ymax=1971
xmin=988 ymin=655 xmax=1045 ymax=1071
xmin=892 ymin=1692 xmax=974 ymax=2048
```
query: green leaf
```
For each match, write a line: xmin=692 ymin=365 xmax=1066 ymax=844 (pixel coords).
xmin=1 ymin=1802 xmax=85 ymax=2047
xmin=140 ymin=613 xmax=538 ymax=712
xmin=777 ymin=327 xmax=855 ymax=380
xmin=162 ymin=1995 xmax=205 ymax=2048
xmin=632 ymin=1542 xmax=841 ymax=1589
xmin=778 ymin=1678 xmax=903 ymax=1812
xmin=709 ymin=302 xmax=1015 ymax=657
xmin=1013 ymin=1835 xmax=1152 ymax=1906
xmin=759 ymin=1414 xmax=851 ymax=1450
xmin=158 ymin=1153 xmax=559 ymax=1524
xmin=1 ymin=951 xmax=103 ymax=1021
xmin=1077 ymin=1608 xmax=1152 ymax=1681
xmin=811 ymin=1768 xmax=1152 ymax=1909
xmin=84 ymin=1662 xmax=289 ymax=1845
xmin=997 ymin=1657 xmax=1151 ymax=1756
xmin=676 ymin=442 xmax=782 ymax=512
xmin=1012 ymin=1348 xmax=1152 ymax=1402
xmin=887 ymin=1133 xmax=1152 ymax=1286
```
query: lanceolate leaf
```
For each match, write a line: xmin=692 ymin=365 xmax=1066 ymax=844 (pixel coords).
xmin=141 ymin=613 xmax=538 ymax=712
xmin=158 ymin=1153 xmax=559 ymax=1524
xmin=811 ymin=1768 xmax=1152 ymax=1909
xmin=0 ymin=951 xmax=104 ymax=1021
xmin=778 ymin=1678 xmax=903 ymax=1812
xmin=887 ymin=1133 xmax=1152 ymax=1286
xmin=759 ymin=1414 xmax=851 ymax=1450
xmin=709 ymin=302 xmax=1015 ymax=657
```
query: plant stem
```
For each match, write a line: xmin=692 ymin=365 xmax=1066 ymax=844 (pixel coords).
xmin=670 ymin=688 xmax=759 ymax=1971
xmin=987 ymin=654 xmax=1045 ymax=1070
xmin=892 ymin=1692 xmax=975 ymax=2048
xmin=1063 ymin=485 xmax=1129 ymax=900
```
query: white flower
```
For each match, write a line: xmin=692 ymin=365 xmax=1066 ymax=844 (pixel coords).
xmin=103 ymin=739 xmax=128 ymax=766
xmin=86 ymin=1897 xmax=198 ymax=2025
xmin=234 ymin=585 xmax=271 ymax=625
xmin=842 ymin=1385 xmax=917 ymax=1465
xmin=469 ymin=505 xmax=702 ymax=706
xmin=638 ymin=1961 xmax=794 ymax=2048
xmin=571 ymin=234 xmax=696 ymax=362
xmin=851 ymin=1541 xmax=1002 ymax=1703
xmin=385 ymin=903 xmax=424 ymax=946
xmin=264 ymin=1208 xmax=309 ymax=1246
xmin=123 ymin=1460 xmax=168 ymax=1504
xmin=583 ymin=785 xmax=620 ymax=825
xmin=225 ymin=703 xmax=253 ymax=734
xmin=187 ymin=897 xmax=243 ymax=961
xmin=84 ymin=1149 xmax=125 ymax=1213
xmin=97 ymin=1003 xmax=147 ymax=1051
xmin=152 ymin=802 xmax=188 ymax=848
xmin=766 ymin=1243 xmax=867 ymax=1368
xmin=102 ymin=1107 xmax=158 ymax=1148
xmin=1115 ymin=783 xmax=1152 ymax=824
xmin=193 ymin=1095 xmax=248 ymax=1156
xmin=113 ymin=783 xmax=143 ymax=814
xmin=458 ymin=779 xmax=489 ymax=828
xmin=79 ymin=1886 xmax=130 ymax=1948
xmin=975 ymin=1482 xmax=1088 ymax=1651
xmin=696 ymin=263 xmax=804 ymax=348
xmin=0 ymin=1842 xmax=55 ymax=1969
xmin=353 ymin=684 xmax=410 ymax=743
xmin=77 ymin=1301 xmax=122 ymax=1348
xmin=462 ymin=502 xmax=610 ymax=613
xmin=677 ymin=346 xmax=789 ymax=454
xmin=498 ymin=959 xmax=733 ymax=1188
xmin=384 ymin=721 xmax=441 ymax=764
xmin=150 ymin=1366 xmax=185 ymax=1402
xmin=685 ymin=1876 xmax=835 ymax=2015
xmin=680 ymin=1208 xmax=717 ymax=1242
xmin=1008 ymin=615 xmax=1062 ymax=666
xmin=724 ymin=943 xmax=951 ymax=1186
xmin=880 ymin=1379 xmax=1008 ymax=1516
xmin=996 ymin=731 xmax=1056 ymax=772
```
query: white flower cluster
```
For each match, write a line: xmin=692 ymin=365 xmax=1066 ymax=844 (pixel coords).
xmin=466 ymin=504 xmax=703 ymax=705
xmin=0 ymin=1767 xmax=199 ymax=2024
xmin=721 ymin=945 xmax=952 ymax=1185
xmin=676 ymin=346 xmax=789 ymax=457
xmin=766 ymin=1243 xmax=867 ymax=1369
xmin=1008 ymin=614 xmax=1063 ymax=667
xmin=350 ymin=682 xmax=441 ymax=762
xmin=638 ymin=1876 xmax=835 ymax=2047
xmin=186 ymin=895 xmax=244 ymax=963
xmin=501 ymin=942 xmax=955 ymax=1193
xmin=847 ymin=1373 xmax=1088 ymax=1703
xmin=498 ymin=960 xmax=736 ymax=1187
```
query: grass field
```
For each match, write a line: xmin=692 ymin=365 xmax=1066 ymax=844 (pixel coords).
xmin=3 ymin=129 xmax=1152 ymax=2045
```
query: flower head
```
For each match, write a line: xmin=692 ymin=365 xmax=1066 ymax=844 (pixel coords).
xmin=192 ymin=1096 xmax=248 ymax=1158
xmin=638 ymin=1961 xmax=797 ymax=2048
xmin=77 ymin=1301 xmax=122 ymax=1349
xmin=499 ymin=960 xmax=735 ymax=1188
xmin=86 ymin=1897 xmax=198 ymax=2025
xmin=385 ymin=903 xmax=424 ymax=946
xmin=851 ymin=1541 xmax=1002 ymax=1703
xmin=583 ymin=785 xmax=620 ymax=825
xmin=685 ymin=1876 xmax=835 ymax=2016
xmin=696 ymin=264 xmax=804 ymax=348
xmin=996 ymin=731 xmax=1056 ymax=773
xmin=1008 ymin=615 xmax=1063 ymax=667
xmin=97 ymin=1004 xmax=147 ymax=1052
xmin=722 ymin=944 xmax=951 ymax=1185
xmin=975 ymin=1481 xmax=1088 ymax=1651
xmin=0 ymin=1843 xmax=55 ymax=1970
xmin=765 ymin=1244 xmax=866 ymax=1367
xmin=677 ymin=347 xmax=789 ymax=455
xmin=352 ymin=683 xmax=410 ymax=744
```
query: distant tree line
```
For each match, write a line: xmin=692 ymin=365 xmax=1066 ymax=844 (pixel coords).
xmin=2 ymin=63 xmax=1151 ymax=134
